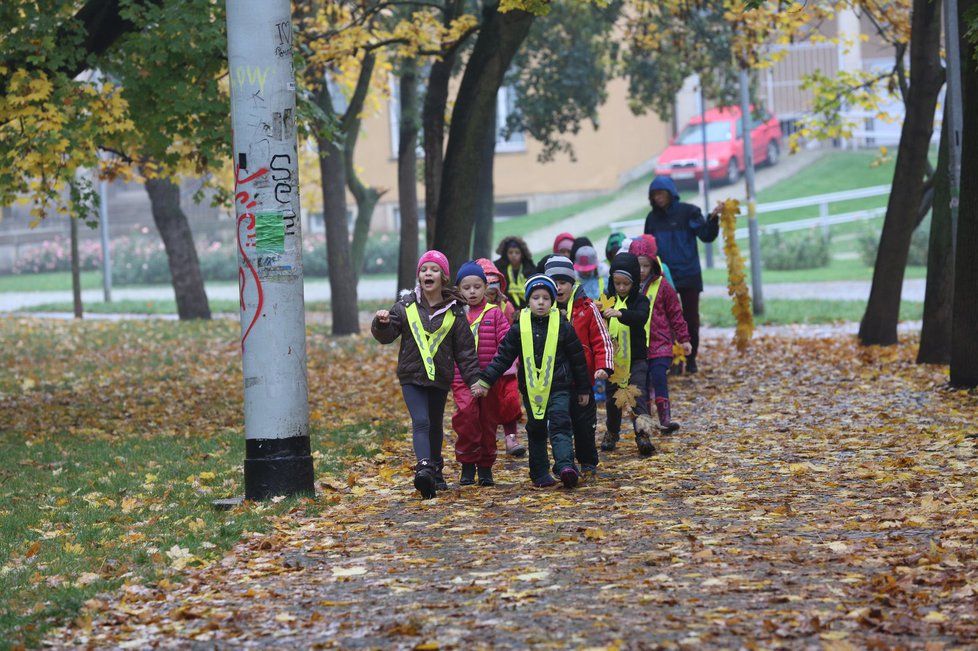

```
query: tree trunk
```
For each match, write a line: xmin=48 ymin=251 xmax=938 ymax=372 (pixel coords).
xmin=397 ymin=58 xmax=421 ymax=293
xmin=422 ymin=0 xmax=468 ymax=250
xmin=433 ymin=2 xmax=534 ymax=272
xmin=950 ymin=0 xmax=978 ymax=386
xmin=317 ymin=128 xmax=360 ymax=335
xmin=917 ymin=105 xmax=954 ymax=364
xmin=70 ymin=216 xmax=83 ymax=319
xmin=144 ymin=176 xmax=211 ymax=320
xmin=858 ymin=0 xmax=943 ymax=345
xmin=343 ymin=54 xmax=381 ymax=277
xmin=471 ymin=107 xmax=496 ymax=260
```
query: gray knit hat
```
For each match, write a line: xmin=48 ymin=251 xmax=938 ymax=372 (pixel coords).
xmin=544 ymin=255 xmax=576 ymax=283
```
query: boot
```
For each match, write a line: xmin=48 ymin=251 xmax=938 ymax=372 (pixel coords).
xmin=600 ymin=429 xmax=620 ymax=451
xmin=505 ymin=432 xmax=526 ymax=457
xmin=686 ymin=353 xmax=698 ymax=374
xmin=559 ymin=466 xmax=580 ymax=489
xmin=414 ymin=459 xmax=438 ymax=499
xmin=459 ymin=463 xmax=476 ymax=486
xmin=434 ymin=457 xmax=448 ymax=491
xmin=635 ymin=415 xmax=657 ymax=456
xmin=656 ymin=397 xmax=680 ymax=434
xmin=477 ymin=466 xmax=495 ymax=487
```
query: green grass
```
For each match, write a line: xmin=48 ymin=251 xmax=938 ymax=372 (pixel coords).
xmin=19 ymin=299 xmax=392 ymax=315
xmin=700 ymin=298 xmax=923 ymax=328
xmin=0 ymin=271 xmax=106 ymax=293
xmin=700 ymin=255 xmax=928 ymax=285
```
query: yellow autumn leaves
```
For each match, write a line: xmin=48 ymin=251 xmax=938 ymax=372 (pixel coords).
xmin=720 ymin=198 xmax=754 ymax=352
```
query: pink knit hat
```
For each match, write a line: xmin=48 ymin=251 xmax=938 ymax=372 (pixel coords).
xmin=629 ymin=235 xmax=658 ymax=260
xmin=417 ymin=250 xmax=450 ymax=278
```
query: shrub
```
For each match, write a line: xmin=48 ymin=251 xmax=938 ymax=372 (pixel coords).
xmin=11 ymin=237 xmax=103 ymax=275
xmin=760 ymin=229 xmax=831 ymax=271
xmin=858 ymin=221 xmax=929 ymax=267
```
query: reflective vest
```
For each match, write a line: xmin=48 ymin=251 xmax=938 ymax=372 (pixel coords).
xmin=405 ymin=302 xmax=456 ymax=382
xmin=607 ymin=295 xmax=631 ymax=387
xmin=519 ymin=307 xmax=559 ymax=420
xmin=469 ymin=303 xmax=497 ymax=348
xmin=644 ymin=276 xmax=663 ymax=339
xmin=507 ymin=267 xmax=526 ymax=307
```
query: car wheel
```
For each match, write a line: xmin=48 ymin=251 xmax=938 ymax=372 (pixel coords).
xmin=726 ymin=158 xmax=740 ymax=185
xmin=766 ymin=140 xmax=780 ymax=166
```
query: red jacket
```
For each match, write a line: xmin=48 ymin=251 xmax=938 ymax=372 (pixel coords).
xmin=454 ymin=300 xmax=512 ymax=384
xmin=560 ymin=286 xmax=614 ymax=379
xmin=646 ymin=274 xmax=690 ymax=359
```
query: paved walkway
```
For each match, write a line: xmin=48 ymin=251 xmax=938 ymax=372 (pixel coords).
xmin=522 ymin=149 xmax=826 ymax=253
xmin=0 ymin=276 xmax=927 ymax=313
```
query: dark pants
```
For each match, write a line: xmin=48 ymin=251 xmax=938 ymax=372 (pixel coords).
xmin=676 ymin=287 xmax=701 ymax=366
xmin=646 ymin=356 xmax=671 ymax=400
xmin=524 ymin=390 xmax=576 ymax=482
xmin=402 ymin=384 xmax=448 ymax=463
xmin=570 ymin=392 xmax=599 ymax=469
xmin=606 ymin=359 xmax=649 ymax=435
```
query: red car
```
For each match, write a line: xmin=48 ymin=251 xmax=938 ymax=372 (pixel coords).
xmin=654 ymin=106 xmax=782 ymax=186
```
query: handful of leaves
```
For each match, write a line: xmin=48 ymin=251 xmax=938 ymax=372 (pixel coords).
xmin=720 ymin=198 xmax=754 ymax=352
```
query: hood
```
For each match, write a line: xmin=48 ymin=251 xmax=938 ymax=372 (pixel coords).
xmin=648 ymin=175 xmax=681 ymax=203
xmin=553 ymin=231 xmax=575 ymax=253
xmin=608 ymin=252 xmax=641 ymax=300
xmin=475 ymin=257 xmax=505 ymax=291
xmin=412 ymin=284 xmax=462 ymax=317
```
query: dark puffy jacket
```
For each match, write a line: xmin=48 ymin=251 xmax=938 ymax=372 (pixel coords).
xmin=480 ymin=310 xmax=590 ymax=397
xmin=643 ymin=175 xmax=719 ymax=292
xmin=371 ymin=288 xmax=481 ymax=390
xmin=604 ymin=252 xmax=650 ymax=361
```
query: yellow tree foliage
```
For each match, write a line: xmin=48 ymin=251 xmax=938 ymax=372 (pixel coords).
xmin=720 ymin=198 xmax=754 ymax=352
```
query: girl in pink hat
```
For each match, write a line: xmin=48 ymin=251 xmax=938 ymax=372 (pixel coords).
xmin=372 ymin=250 xmax=482 ymax=499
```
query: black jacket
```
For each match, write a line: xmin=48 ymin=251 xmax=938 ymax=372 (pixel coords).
xmin=480 ymin=310 xmax=590 ymax=396
xmin=604 ymin=252 xmax=650 ymax=361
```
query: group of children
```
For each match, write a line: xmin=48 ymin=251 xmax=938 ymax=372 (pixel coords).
xmin=372 ymin=230 xmax=692 ymax=499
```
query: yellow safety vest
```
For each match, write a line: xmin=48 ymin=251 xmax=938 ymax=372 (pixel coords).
xmin=607 ymin=296 xmax=631 ymax=387
xmin=507 ymin=267 xmax=526 ymax=307
xmin=469 ymin=303 xmax=497 ymax=348
xmin=644 ymin=276 xmax=663 ymax=339
xmin=405 ymin=302 xmax=456 ymax=382
xmin=520 ymin=307 xmax=559 ymax=420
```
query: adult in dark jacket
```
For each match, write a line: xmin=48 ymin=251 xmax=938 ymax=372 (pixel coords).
xmin=643 ymin=175 xmax=721 ymax=373
xmin=479 ymin=275 xmax=591 ymax=488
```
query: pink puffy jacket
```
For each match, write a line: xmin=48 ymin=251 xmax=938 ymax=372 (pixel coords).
xmin=647 ymin=275 xmax=691 ymax=359
xmin=454 ymin=300 xmax=513 ymax=384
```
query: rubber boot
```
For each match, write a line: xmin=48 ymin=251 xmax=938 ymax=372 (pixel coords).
xmin=459 ymin=463 xmax=476 ymax=486
xmin=600 ymin=429 xmax=620 ymax=451
xmin=635 ymin=415 xmax=657 ymax=456
xmin=434 ymin=457 xmax=448 ymax=491
xmin=477 ymin=466 xmax=495 ymax=487
xmin=656 ymin=397 xmax=680 ymax=434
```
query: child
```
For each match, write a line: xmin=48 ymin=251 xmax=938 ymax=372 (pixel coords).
xmin=474 ymin=275 xmax=591 ymax=488
xmin=476 ymin=258 xmax=526 ymax=457
xmin=573 ymin=245 xmax=606 ymax=301
xmin=631 ymin=234 xmax=675 ymax=288
xmin=450 ymin=262 xmax=522 ymax=486
xmin=600 ymin=252 xmax=655 ymax=456
xmin=536 ymin=232 xmax=575 ymax=274
xmin=605 ymin=232 xmax=627 ymax=264
xmin=494 ymin=236 xmax=536 ymax=310
xmin=544 ymin=256 xmax=614 ymax=477
xmin=372 ymin=250 xmax=482 ymax=499
xmin=628 ymin=245 xmax=692 ymax=433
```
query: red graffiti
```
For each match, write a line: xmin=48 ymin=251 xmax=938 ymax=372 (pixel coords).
xmin=233 ymin=162 xmax=270 ymax=352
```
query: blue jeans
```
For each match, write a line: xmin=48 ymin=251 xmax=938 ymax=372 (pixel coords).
xmin=646 ymin=356 xmax=671 ymax=400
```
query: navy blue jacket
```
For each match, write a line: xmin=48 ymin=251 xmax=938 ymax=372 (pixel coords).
xmin=643 ymin=176 xmax=719 ymax=292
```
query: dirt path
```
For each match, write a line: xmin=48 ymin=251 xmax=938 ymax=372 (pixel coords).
xmin=53 ymin=335 xmax=978 ymax=649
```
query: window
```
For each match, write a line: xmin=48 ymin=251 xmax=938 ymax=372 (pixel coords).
xmin=675 ymin=121 xmax=734 ymax=145
xmin=495 ymin=86 xmax=526 ymax=152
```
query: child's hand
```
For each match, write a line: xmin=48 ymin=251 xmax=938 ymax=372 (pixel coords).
xmin=681 ymin=341 xmax=692 ymax=356
xmin=594 ymin=369 xmax=608 ymax=381
xmin=602 ymin=308 xmax=622 ymax=319
xmin=709 ymin=204 xmax=723 ymax=220
xmin=375 ymin=309 xmax=390 ymax=324
xmin=578 ymin=393 xmax=591 ymax=406
xmin=470 ymin=383 xmax=487 ymax=398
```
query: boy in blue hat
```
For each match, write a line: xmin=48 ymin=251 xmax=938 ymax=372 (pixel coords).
xmin=474 ymin=275 xmax=591 ymax=488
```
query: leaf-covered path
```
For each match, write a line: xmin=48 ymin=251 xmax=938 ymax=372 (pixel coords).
xmin=54 ymin=334 xmax=978 ymax=649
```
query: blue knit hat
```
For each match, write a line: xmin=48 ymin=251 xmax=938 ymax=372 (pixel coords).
xmin=455 ymin=260 xmax=487 ymax=285
xmin=524 ymin=274 xmax=557 ymax=302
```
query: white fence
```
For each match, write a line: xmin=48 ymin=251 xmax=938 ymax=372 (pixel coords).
xmin=609 ymin=184 xmax=891 ymax=240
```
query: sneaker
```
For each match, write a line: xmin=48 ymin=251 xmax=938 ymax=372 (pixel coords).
xmin=580 ymin=465 xmax=597 ymax=482
xmin=600 ymin=430 xmax=620 ymax=452
xmin=505 ymin=434 xmax=526 ymax=457
xmin=559 ymin=466 xmax=580 ymax=488
xmin=477 ymin=467 xmax=495 ymax=487
xmin=413 ymin=459 xmax=438 ymax=499
xmin=532 ymin=475 xmax=557 ymax=488
xmin=459 ymin=463 xmax=476 ymax=486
